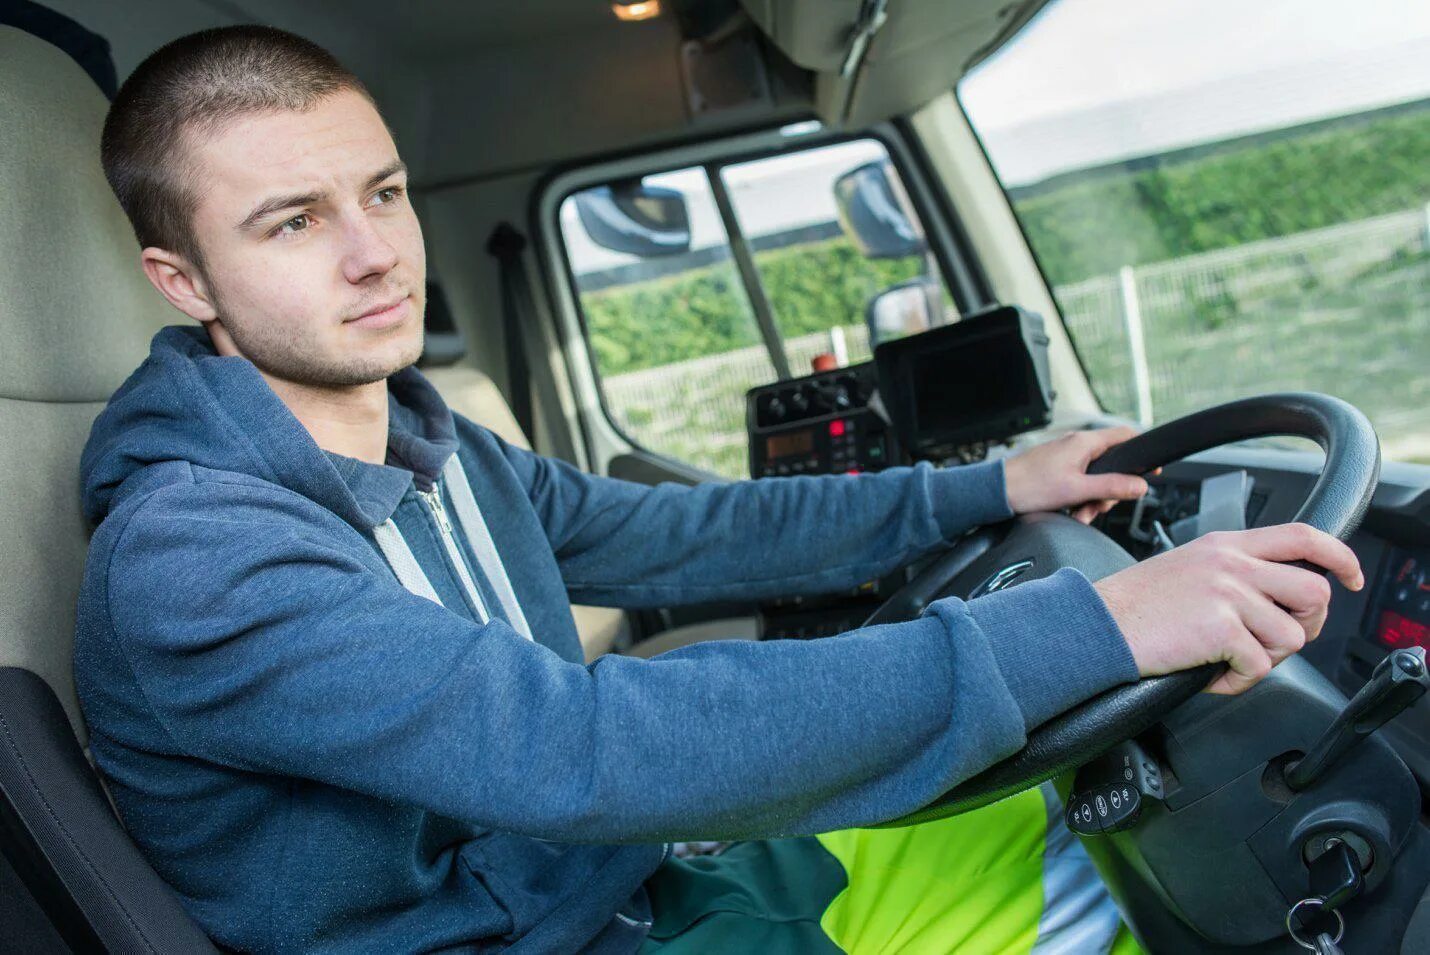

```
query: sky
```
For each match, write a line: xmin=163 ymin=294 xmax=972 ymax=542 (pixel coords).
xmin=961 ymin=0 xmax=1430 ymax=130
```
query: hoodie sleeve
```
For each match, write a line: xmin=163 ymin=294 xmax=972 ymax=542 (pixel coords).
xmin=482 ymin=428 xmax=1014 ymax=607
xmin=103 ymin=483 xmax=1138 ymax=844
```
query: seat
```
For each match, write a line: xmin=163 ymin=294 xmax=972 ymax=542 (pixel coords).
xmin=0 ymin=24 xmax=220 ymax=951
xmin=418 ymin=290 xmax=633 ymax=659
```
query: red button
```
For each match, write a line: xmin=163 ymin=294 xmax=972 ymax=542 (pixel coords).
xmin=846 ymin=468 xmax=861 ymax=475
xmin=829 ymin=420 xmax=846 ymax=437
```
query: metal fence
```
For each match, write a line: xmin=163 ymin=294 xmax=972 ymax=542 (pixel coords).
xmin=1059 ymin=207 xmax=1430 ymax=462
xmin=604 ymin=207 xmax=1430 ymax=476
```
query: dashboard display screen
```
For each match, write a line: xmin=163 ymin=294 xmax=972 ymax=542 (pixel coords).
xmin=766 ymin=430 xmax=813 ymax=460
xmin=873 ymin=305 xmax=1052 ymax=455
xmin=909 ymin=333 xmax=1028 ymax=430
xmin=1373 ymin=550 xmax=1430 ymax=650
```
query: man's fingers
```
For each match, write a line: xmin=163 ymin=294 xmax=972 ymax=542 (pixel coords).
xmin=1083 ymin=424 xmax=1140 ymax=457
xmin=1240 ymin=591 xmax=1309 ymax=663
xmin=1208 ymin=632 xmax=1274 ymax=695
xmin=1082 ymin=472 xmax=1149 ymax=502
xmin=1244 ymin=560 xmax=1333 ymax=633
xmin=1236 ymin=524 xmax=1364 ymax=591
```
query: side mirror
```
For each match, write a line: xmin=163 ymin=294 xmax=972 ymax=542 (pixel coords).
xmin=572 ymin=180 xmax=692 ymax=258
xmin=866 ymin=277 xmax=942 ymax=346
xmin=833 ymin=159 xmax=926 ymax=259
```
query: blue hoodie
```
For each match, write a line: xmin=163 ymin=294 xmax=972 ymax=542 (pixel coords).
xmin=74 ymin=324 xmax=1139 ymax=953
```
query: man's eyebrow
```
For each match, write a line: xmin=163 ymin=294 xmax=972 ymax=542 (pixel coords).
xmin=237 ymin=189 xmax=327 ymax=233
xmin=363 ymin=159 xmax=407 ymax=193
xmin=235 ymin=161 xmax=407 ymax=233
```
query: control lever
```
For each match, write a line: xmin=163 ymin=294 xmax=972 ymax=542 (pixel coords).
xmin=1064 ymin=740 xmax=1164 ymax=836
xmin=1285 ymin=647 xmax=1429 ymax=791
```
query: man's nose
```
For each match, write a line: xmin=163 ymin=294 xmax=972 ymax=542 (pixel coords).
xmin=340 ymin=214 xmax=400 ymax=284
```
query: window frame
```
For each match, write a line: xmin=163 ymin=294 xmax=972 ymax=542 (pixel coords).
xmin=535 ymin=119 xmax=991 ymax=472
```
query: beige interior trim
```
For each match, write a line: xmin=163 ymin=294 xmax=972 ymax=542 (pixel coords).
xmin=620 ymin=618 xmax=760 ymax=659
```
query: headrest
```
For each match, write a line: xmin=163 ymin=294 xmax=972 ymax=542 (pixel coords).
xmin=0 ymin=25 xmax=172 ymax=403
xmin=417 ymin=281 xmax=466 ymax=368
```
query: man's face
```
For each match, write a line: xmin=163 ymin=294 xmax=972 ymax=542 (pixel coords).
xmin=182 ymin=88 xmax=425 ymax=388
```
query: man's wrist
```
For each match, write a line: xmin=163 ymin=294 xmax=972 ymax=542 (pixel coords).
xmin=1001 ymin=452 xmax=1027 ymax=515
xmin=954 ymin=567 xmax=1140 ymax=730
xmin=928 ymin=458 xmax=1015 ymax=540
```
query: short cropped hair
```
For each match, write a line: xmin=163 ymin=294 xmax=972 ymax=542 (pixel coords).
xmin=100 ymin=25 xmax=376 ymax=266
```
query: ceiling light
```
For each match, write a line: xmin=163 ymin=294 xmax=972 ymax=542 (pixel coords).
xmin=780 ymin=120 xmax=824 ymax=138
xmin=613 ymin=1 xmax=661 ymax=22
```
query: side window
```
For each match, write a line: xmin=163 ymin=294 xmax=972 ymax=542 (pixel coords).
xmin=558 ymin=137 xmax=956 ymax=478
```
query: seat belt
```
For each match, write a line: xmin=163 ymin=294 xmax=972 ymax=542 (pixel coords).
xmin=486 ymin=223 xmax=537 ymax=441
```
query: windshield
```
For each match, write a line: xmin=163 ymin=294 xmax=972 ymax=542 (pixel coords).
xmin=958 ymin=0 xmax=1430 ymax=463
xmin=557 ymin=136 xmax=957 ymax=477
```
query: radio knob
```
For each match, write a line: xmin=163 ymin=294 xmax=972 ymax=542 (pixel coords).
xmin=766 ymin=395 xmax=788 ymax=423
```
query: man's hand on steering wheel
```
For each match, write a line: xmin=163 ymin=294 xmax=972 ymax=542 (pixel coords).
xmin=878 ymin=394 xmax=1380 ymax=825
xmin=1000 ymin=424 xmax=1366 ymax=697
xmin=1002 ymin=425 xmax=1153 ymax=522
xmin=1095 ymin=524 xmax=1363 ymax=696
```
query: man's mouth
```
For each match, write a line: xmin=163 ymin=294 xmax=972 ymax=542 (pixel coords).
xmin=345 ymin=293 xmax=412 ymax=330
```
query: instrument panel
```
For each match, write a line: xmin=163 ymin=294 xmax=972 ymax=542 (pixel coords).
xmin=1370 ymin=548 xmax=1430 ymax=652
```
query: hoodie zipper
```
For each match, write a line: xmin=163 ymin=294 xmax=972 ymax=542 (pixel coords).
xmin=419 ymin=483 xmax=491 ymax=623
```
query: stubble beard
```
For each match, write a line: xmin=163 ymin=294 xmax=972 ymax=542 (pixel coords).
xmin=209 ymin=282 xmax=425 ymax=389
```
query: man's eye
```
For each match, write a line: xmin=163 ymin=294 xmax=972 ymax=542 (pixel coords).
xmin=371 ymin=186 xmax=404 ymax=206
xmin=273 ymin=213 xmax=312 ymax=237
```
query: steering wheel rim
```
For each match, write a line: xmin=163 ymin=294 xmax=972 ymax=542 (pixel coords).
xmin=871 ymin=392 xmax=1380 ymax=828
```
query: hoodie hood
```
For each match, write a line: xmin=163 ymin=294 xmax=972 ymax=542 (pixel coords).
xmin=80 ymin=324 xmax=459 ymax=530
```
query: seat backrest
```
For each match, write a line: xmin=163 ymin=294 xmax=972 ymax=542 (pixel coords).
xmin=0 ymin=25 xmax=170 ymax=743
xmin=0 ymin=24 xmax=218 ymax=951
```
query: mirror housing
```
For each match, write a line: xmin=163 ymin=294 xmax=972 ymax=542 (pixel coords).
xmin=572 ymin=181 xmax=692 ymax=258
xmin=866 ymin=277 xmax=942 ymax=346
xmin=834 ymin=159 xmax=925 ymax=259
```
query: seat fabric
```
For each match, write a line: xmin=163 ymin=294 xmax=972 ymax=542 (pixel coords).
xmin=0 ymin=23 xmax=218 ymax=952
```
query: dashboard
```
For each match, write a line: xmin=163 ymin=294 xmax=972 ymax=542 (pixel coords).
xmin=1097 ymin=446 xmax=1430 ymax=791
xmin=1371 ymin=549 xmax=1430 ymax=653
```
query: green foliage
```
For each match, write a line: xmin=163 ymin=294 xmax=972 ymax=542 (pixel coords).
xmin=1010 ymin=105 xmax=1430 ymax=285
xmin=580 ymin=104 xmax=1430 ymax=377
xmin=582 ymin=241 xmax=922 ymax=376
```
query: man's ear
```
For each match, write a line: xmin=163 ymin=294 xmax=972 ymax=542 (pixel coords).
xmin=140 ymin=247 xmax=218 ymax=322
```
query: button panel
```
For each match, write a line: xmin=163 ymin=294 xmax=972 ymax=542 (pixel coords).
xmin=748 ymin=362 xmax=898 ymax=479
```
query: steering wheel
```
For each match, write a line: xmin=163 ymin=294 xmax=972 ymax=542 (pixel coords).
xmin=866 ymin=392 xmax=1380 ymax=828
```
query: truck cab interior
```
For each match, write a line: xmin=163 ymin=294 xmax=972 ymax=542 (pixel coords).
xmin=2 ymin=0 xmax=1428 ymax=952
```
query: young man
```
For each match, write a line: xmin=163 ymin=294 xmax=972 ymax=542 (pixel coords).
xmin=76 ymin=25 xmax=1362 ymax=954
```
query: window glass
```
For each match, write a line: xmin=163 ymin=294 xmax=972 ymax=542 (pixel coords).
xmin=559 ymin=137 xmax=958 ymax=477
xmin=959 ymin=0 xmax=1430 ymax=463
xmin=719 ymin=140 xmax=956 ymax=370
xmin=560 ymin=167 xmax=774 ymax=477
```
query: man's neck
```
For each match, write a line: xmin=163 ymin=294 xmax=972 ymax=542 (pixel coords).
xmin=262 ymin=372 xmax=391 ymax=465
